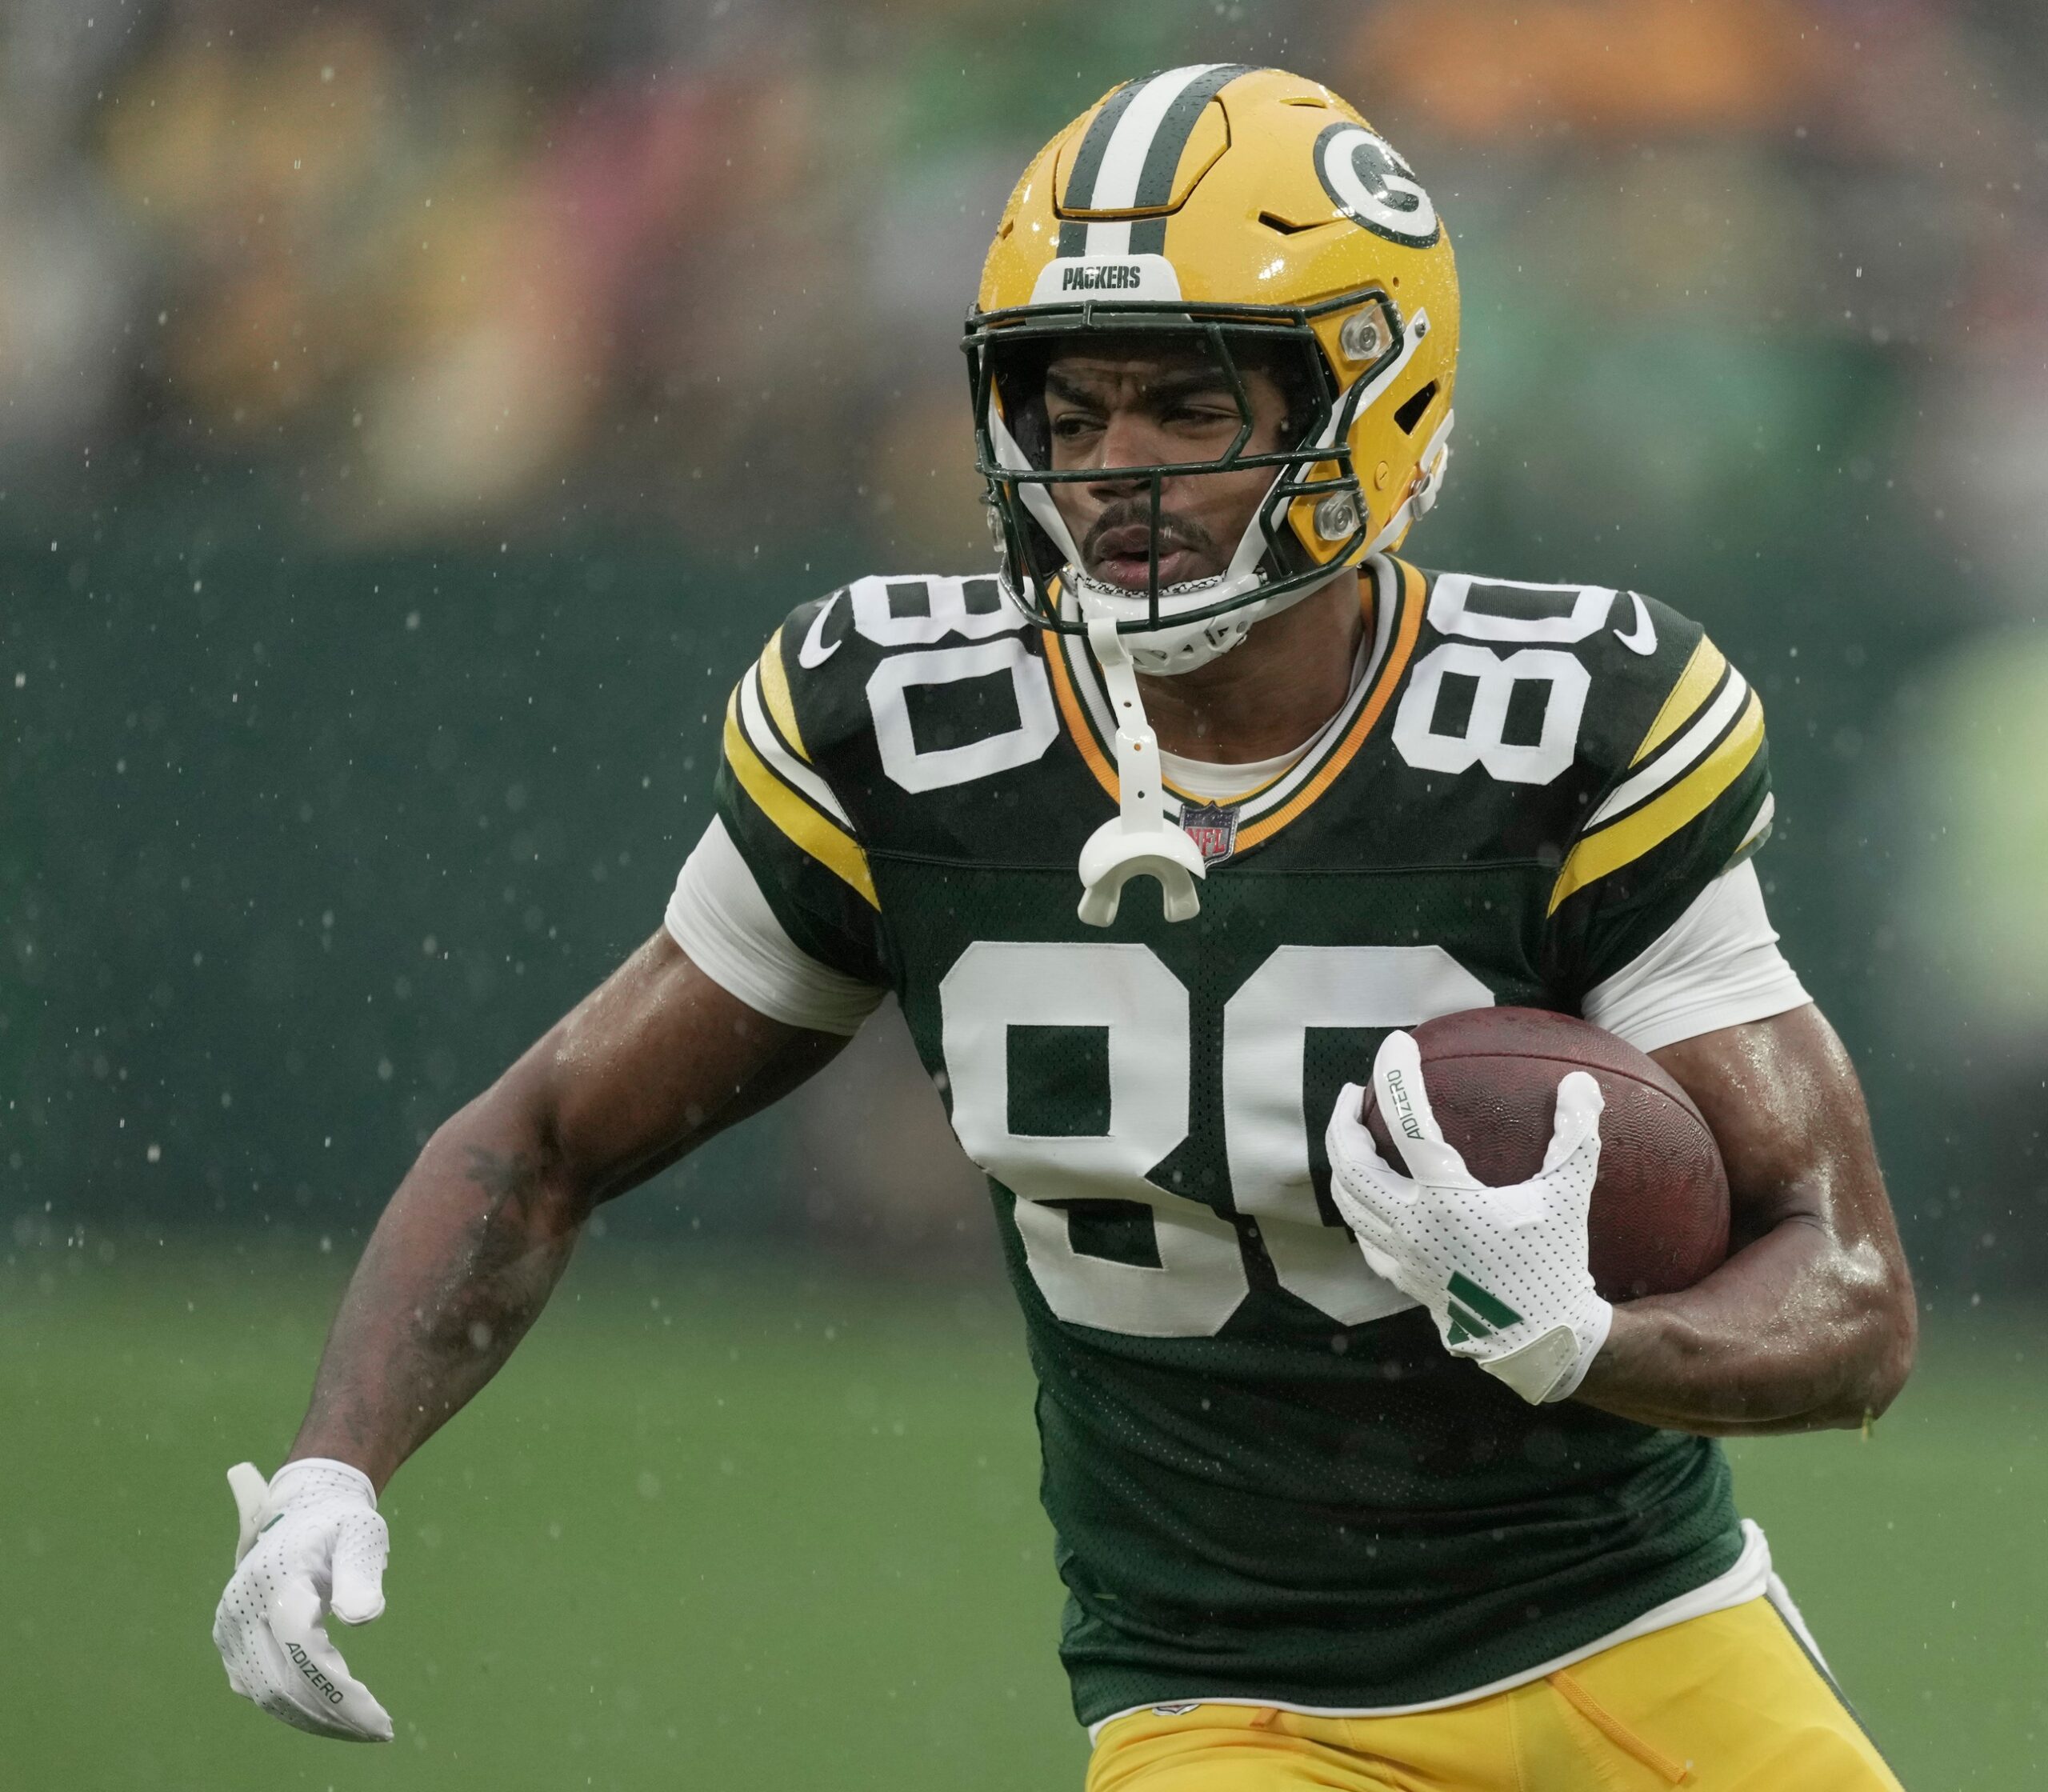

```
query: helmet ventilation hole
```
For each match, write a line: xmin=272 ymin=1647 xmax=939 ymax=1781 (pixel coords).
xmin=1257 ymin=210 xmax=1318 ymax=236
xmin=1394 ymin=380 xmax=1439 ymax=435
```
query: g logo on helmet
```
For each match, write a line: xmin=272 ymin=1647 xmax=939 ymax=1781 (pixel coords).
xmin=1313 ymin=122 xmax=1440 ymax=247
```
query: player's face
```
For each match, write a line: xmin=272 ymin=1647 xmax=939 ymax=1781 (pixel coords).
xmin=1042 ymin=346 xmax=1293 ymax=594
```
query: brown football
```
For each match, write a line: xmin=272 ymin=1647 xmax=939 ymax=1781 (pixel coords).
xmin=1358 ymin=1006 xmax=1729 ymax=1302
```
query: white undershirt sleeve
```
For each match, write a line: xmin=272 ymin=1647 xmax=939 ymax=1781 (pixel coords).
xmin=663 ymin=818 xmax=888 ymax=1036
xmin=1581 ymin=859 xmax=1810 ymax=1054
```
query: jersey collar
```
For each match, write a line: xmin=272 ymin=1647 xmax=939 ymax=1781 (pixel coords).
xmin=1043 ymin=554 xmax=1426 ymax=858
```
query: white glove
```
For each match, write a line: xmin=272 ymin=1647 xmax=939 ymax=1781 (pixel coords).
xmin=1326 ymin=1030 xmax=1614 ymax=1405
xmin=212 ymin=1457 xmax=394 ymax=1742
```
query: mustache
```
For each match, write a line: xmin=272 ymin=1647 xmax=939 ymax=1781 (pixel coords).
xmin=1080 ymin=502 xmax=1221 ymax=563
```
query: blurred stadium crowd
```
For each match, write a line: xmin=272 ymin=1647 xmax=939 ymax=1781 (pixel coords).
xmin=7 ymin=0 xmax=2046 ymax=1283
xmin=5 ymin=1 xmax=2044 ymax=561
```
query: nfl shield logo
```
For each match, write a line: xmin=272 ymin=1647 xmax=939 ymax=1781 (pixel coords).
xmin=1178 ymin=799 xmax=1241 ymax=866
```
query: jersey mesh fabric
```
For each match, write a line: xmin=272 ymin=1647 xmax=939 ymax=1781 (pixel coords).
xmin=667 ymin=839 xmax=1805 ymax=1062
xmin=969 ymin=862 xmax=1741 ymax=1718
xmin=702 ymin=565 xmax=1774 ymax=1722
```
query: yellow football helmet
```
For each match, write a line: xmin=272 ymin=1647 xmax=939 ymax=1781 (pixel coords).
xmin=965 ymin=65 xmax=1459 ymax=672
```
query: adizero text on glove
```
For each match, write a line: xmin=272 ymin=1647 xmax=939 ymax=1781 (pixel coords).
xmin=1326 ymin=1030 xmax=1614 ymax=1404
xmin=212 ymin=1457 xmax=394 ymax=1742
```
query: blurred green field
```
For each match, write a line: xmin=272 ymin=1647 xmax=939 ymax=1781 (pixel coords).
xmin=2 ymin=1242 xmax=2041 ymax=1790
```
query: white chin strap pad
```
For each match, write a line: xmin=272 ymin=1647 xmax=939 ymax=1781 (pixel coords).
xmin=1074 ymin=618 xmax=1206 ymax=927
xmin=1065 ymin=549 xmax=1346 ymax=679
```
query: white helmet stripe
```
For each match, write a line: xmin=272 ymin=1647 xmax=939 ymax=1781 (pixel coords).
xmin=1080 ymin=65 xmax=1230 ymax=258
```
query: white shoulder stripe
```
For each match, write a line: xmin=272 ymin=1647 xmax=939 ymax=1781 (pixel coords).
xmin=1585 ymin=668 xmax=1750 ymax=830
xmin=738 ymin=664 xmax=854 ymax=829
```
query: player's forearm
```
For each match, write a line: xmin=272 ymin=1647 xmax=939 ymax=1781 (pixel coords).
xmin=1571 ymin=1214 xmax=1916 ymax=1434
xmin=282 ymin=942 xmax=836 ymax=1490
xmin=1587 ymin=1006 xmax=1921 ymax=1434
xmin=286 ymin=1083 xmax=591 ymax=1490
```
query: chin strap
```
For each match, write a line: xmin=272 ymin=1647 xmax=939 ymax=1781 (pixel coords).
xmin=1364 ymin=407 xmax=1454 ymax=558
xmin=1076 ymin=618 xmax=1206 ymax=928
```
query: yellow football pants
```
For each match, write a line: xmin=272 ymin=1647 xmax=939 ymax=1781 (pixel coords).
xmin=1086 ymin=1594 xmax=1902 ymax=1790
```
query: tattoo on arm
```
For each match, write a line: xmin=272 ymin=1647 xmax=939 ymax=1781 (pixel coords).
xmin=291 ymin=930 xmax=838 ymax=1488
xmin=291 ymin=1129 xmax=586 ymax=1482
xmin=463 ymin=1144 xmax=546 ymax=1214
xmin=438 ymin=1143 xmax=573 ymax=1355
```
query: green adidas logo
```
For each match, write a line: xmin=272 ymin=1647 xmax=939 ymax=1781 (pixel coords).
xmin=1446 ymin=1273 xmax=1522 ymax=1344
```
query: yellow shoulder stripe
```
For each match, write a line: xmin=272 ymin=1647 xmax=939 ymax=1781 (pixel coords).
xmin=1632 ymin=636 xmax=1726 ymax=767
xmin=757 ymin=627 xmax=808 ymax=762
xmin=722 ymin=691 xmax=878 ymax=908
xmin=1550 ymin=691 xmax=1763 ymax=914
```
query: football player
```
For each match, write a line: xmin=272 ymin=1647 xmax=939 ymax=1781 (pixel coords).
xmin=214 ymin=66 xmax=1916 ymax=1790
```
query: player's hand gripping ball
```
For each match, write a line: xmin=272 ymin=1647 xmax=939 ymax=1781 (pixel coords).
xmin=212 ymin=1458 xmax=394 ymax=1742
xmin=1359 ymin=1008 xmax=1731 ymax=1300
xmin=1326 ymin=1011 xmax=1730 ymax=1404
xmin=1328 ymin=1030 xmax=1612 ymax=1403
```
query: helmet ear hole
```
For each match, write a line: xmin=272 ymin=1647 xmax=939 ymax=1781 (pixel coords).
xmin=1393 ymin=380 xmax=1440 ymax=436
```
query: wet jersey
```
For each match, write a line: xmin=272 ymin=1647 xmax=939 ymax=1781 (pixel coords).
xmin=707 ymin=555 xmax=1776 ymax=1723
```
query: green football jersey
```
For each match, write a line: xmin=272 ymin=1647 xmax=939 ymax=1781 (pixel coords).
xmin=714 ymin=554 xmax=1774 ymax=1722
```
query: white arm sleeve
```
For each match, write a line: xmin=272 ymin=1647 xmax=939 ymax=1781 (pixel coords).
xmin=663 ymin=818 xmax=887 ymax=1037
xmin=1582 ymin=859 xmax=1810 ymax=1054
